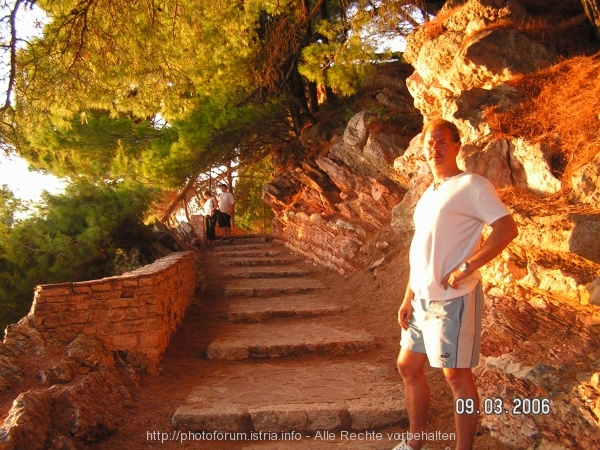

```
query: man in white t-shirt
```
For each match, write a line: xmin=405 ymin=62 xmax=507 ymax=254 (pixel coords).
xmin=394 ymin=120 xmax=518 ymax=450
xmin=217 ymin=183 xmax=235 ymax=239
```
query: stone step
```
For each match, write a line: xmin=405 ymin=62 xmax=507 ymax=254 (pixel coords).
xmin=228 ymin=295 xmax=349 ymax=323
xmin=223 ymin=266 xmax=311 ymax=279
xmin=217 ymin=249 xmax=286 ymax=258
xmin=171 ymin=360 xmax=405 ymax=434
xmin=224 ymin=278 xmax=327 ymax=297
xmin=219 ymin=256 xmax=300 ymax=267
xmin=205 ymin=323 xmax=375 ymax=360
xmin=218 ymin=236 xmax=268 ymax=245
xmin=214 ymin=242 xmax=274 ymax=252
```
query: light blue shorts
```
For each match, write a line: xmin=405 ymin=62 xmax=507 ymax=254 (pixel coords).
xmin=400 ymin=282 xmax=483 ymax=368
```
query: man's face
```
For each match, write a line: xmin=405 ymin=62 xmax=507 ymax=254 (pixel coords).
xmin=422 ymin=125 xmax=461 ymax=174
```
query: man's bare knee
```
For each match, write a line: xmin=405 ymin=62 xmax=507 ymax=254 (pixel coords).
xmin=397 ymin=349 xmax=427 ymax=379
xmin=396 ymin=357 xmax=414 ymax=379
xmin=442 ymin=368 xmax=474 ymax=391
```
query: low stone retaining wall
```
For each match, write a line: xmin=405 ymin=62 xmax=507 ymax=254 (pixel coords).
xmin=28 ymin=252 xmax=196 ymax=368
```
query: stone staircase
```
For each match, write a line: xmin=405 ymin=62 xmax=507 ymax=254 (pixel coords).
xmin=170 ymin=239 xmax=407 ymax=446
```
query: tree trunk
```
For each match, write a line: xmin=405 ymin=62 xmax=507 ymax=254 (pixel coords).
xmin=306 ymin=82 xmax=319 ymax=113
xmin=582 ymin=0 xmax=600 ymax=39
xmin=290 ymin=104 xmax=304 ymax=136
xmin=314 ymin=0 xmax=337 ymax=106
xmin=303 ymin=0 xmax=319 ymax=113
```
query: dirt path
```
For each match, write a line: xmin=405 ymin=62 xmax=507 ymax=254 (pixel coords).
xmin=90 ymin=237 xmax=511 ymax=450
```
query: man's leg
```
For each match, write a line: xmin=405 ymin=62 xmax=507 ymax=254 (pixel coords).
xmin=397 ymin=348 xmax=429 ymax=450
xmin=442 ymin=368 xmax=478 ymax=450
xmin=224 ymin=214 xmax=231 ymax=238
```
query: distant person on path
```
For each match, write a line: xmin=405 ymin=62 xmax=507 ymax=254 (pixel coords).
xmin=395 ymin=119 xmax=518 ymax=450
xmin=202 ymin=190 xmax=218 ymax=248
xmin=217 ymin=183 xmax=235 ymax=240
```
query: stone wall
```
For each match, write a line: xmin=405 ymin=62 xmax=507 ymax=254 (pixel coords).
xmin=273 ymin=212 xmax=372 ymax=274
xmin=263 ymin=107 xmax=411 ymax=274
xmin=27 ymin=251 xmax=196 ymax=368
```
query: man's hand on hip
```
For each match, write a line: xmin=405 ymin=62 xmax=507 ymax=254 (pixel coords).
xmin=398 ymin=300 xmax=413 ymax=330
xmin=442 ymin=268 xmax=470 ymax=290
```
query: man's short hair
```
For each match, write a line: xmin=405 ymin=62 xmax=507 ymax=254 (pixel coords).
xmin=420 ymin=119 xmax=461 ymax=144
xmin=219 ymin=183 xmax=228 ymax=188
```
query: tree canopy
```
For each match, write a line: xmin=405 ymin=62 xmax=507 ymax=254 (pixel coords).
xmin=2 ymin=1 xmax=432 ymax=178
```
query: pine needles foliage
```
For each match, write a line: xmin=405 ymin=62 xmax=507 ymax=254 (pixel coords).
xmin=234 ymin=157 xmax=276 ymax=234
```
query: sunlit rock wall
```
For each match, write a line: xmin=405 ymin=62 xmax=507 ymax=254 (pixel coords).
xmin=263 ymin=80 xmax=415 ymax=274
xmin=397 ymin=0 xmax=600 ymax=447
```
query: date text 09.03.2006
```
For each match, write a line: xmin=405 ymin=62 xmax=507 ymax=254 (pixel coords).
xmin=455 ymin=397 xmax=551 ymax=415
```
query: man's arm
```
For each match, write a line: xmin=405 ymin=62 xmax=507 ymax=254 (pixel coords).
xmin=226 ymin=193 xmax=235 ymax=214
xmin=442 ymin=214 xmax=518 ymax=290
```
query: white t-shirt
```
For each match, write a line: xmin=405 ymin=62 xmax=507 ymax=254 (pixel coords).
xmin=203 ymin=197 xmax=217 ymax=216
xmin=409 ymin=172 xmax=510 ymax=300
xmin=218 ymin=191 xmax=234 ymax=215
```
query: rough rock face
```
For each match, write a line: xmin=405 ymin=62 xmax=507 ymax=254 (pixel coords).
xmin=263 ymin=74 xmax=416 ymax=274
xmin=0 ymin=331 xmax=139 ymax=449
xmin=398 ymin=0 xmax=600 ymax=447
xmin=265 ymin=0 xmax=600 ymax=447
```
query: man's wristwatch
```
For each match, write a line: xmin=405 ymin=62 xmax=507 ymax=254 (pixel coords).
xmin=459 ymin=261 xmax=470 ymax=273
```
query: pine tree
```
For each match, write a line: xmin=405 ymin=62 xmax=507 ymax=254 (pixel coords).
xmin=0 ymin=182 xmax=154 ymax=332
